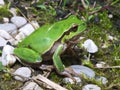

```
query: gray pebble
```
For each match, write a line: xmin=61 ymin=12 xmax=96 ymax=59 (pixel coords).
xmin=0 ymin=0 xmax=5 ymax=5
xmin=3 ymin=17 xmax=9 ymax=23
xmin=9 ymin=8 xmax=17 ymax=16
xmin=23 ymin=82 xmax=43 ymax=90
xmin=0 ymin=36 xmax=7 ymax=46
xmin=82 ymin=84 xmax=101 ymax=90
xmin=1 ymin=45 xmax=16 ymax=66
xmin=70 ymin=65 xmax=95 ymax=78
xmin=11 ymin=16 xmax=27 ymax=28
xmin=14 ymin=67 xmax=31 ymax=81
xmin=0 ymin=23 xmax=17 ymax=33
xmin=0 ymin=30 xmax=13 ymax=40
xmin=63 ymin=77 xmax=82 ymax=84
xmin=19 ymin=23 xmax=35 ymax=36
xmin=95 ymin=76 xmax=108 ymax=85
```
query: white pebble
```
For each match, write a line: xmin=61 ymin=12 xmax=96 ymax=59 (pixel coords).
xmin=70 ymin=65 xmax=95 ymax=78
xmin=11 ymin=16 xmax=27 ymax=28
xmin=9 ymin=8 xmax=17 ymax=16
xmin=96 ymin=62 xmax=106 ymax=68
xmin=0 ymin=30 xmax=13 ymax=40
xmin=8 ymin=38 xmax=17 ymax=45
xmin=3 ymin=17 xmax=9 ymax=23
xmin=0 ymin=23 xmax=17 ymax=33
xmin=108 ymin=35 xmax=114 ymax=41
xmin=14 ymin=67 xmax=31 ymax=81
xmin=0 ymin=36 xmax=7 ymax=46
xmin=10 ymin=30 xmax=18 ymax=36
xmin=108 ymin=14 xmax=113 ymax=18
xmin=30 ymin=21 xmax=40 ymax=29
xmin=101 ymin=42 xmax=109 ymax=48
xmin=63 ymin=77 xmax=82 ymax=84
xmin=23 ymin=82 xmax=43 ymax=90
xmin=1 ymin=54 xmax=16 ymax=66
xmin=82 ymin=84 xmax=101 ymax=90
xmin=15 ymin=32 xmax=26 ymax=43
xmin=95 ymin=76 xmax=108 ymax=85
xmin=83 ymin=39 xmax=98 ymax=53
xmin=1 ymin=45 xmax=16 ymax=66
xmin=0 ymin=0 xmax=5 ymax=5
xmin=1 ymin=45 xmax=14 ymax=54
xmin=19 ymin=23 xmax=35 ymax=36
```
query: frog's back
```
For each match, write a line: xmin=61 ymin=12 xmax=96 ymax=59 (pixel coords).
xmin=18 ymin=15 xmax=83 ymax=54
xmin=18 ymin=24 xmax=54 ymax=54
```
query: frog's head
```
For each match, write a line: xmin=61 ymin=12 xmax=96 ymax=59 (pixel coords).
xmin=62 ymin=15 xmax=86 ymax=43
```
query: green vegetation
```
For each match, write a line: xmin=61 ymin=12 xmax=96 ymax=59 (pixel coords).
xmin=0 ymin=0 xmax=120 ymax=89
xmin=0 ymin=4 xmax=12 ymax=21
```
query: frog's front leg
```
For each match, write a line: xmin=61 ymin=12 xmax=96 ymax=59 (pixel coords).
xmin=53 ymin=44 xmax=79 ymax=81
xmin=52 ymin=44 xmax=65 ymax=72
xmin=14 ymin=47 xmax=42 ymax=64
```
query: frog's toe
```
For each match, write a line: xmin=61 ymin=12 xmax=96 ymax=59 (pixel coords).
xmin=39 ymin=64 xmax=54 ymax=71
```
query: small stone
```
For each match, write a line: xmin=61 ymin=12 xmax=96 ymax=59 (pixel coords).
xmin=1 ymin=45 xmax=14 ymax=54
xmin=1 ymin=54 xmax=16 ymax=66
xmin=82 ymin=84 xmax=101 ymax=90
xmin=70 ymin=65 xmax=95 ymax=78
xmin=8 ymin=38 xmax=16 ymax=45
xmin=9 ymin=8 xmax=17 ymax=16
xmin=0 ymin=23 xmax=17 ymax=33
xmin=0 ymin=36 xmax=7 ymax=46
xmin=1 ymin=45 xmax=16 ymax=66
xmin=63 ymin=77 xmax=82 ymax=84
xmin=30 ymin=21 xmax=40 ymax=29
xmin=101 ymin=42 xmax=109 ymax=48
xmin=10 ymin=30 xmax=18 ymax=36
xmin=108 ymin=14 xmax=113 ymax=18
xmin=11 ymin=16 xmax=27 ymax=28
xmin=23 ymin=82 xmax=43 ymax=90
xmin=96 ymin=62 xmax=106 ymax=68
xmin=19 ymin=23 xmax=35 ymax=36
xmin=108 ymin=35 xmax=115 ymax=41
xmin=0 ymin=30 xmax=13 ymax=40
xmin=95 ymin=76 xmax=108 ymax=85
xmin=15 ymin=32 xmax=26 ymax=43
xmin=83 ymin=39 xmax=98 ymax=53
xmin=0 ymin=0 xmax=5 ymax=5
xmin=79 ymin=36 xmax=85 ymax=40
xmin=14 ymin=67 xmax=31 ymax=81
xmin=3 ymin=17 xmax=9 ymax=23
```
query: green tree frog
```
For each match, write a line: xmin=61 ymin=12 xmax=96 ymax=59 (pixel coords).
xmin=14 ymin=15 xmax=86 ymax=73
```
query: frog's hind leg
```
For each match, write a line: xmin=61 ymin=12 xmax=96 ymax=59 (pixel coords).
xmin=14 ymin=47 xmax=42 ymax=64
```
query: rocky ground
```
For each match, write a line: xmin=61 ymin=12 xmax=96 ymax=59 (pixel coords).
xmin=0 ymin=0 xmax=120 ymax=90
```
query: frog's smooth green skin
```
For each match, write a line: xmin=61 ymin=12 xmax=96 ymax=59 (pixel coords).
xmin=14 ymin=15 xmax=86 ymax=72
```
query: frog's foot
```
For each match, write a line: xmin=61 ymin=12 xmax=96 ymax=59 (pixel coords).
xmin=39 ymin=64 xmax=54 ymax=72
xmin=59 ymin=67 xmax=82 ymax=83
xmin=39 ymin=64 xmax=55 ymax=77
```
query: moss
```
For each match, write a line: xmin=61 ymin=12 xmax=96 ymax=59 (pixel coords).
xmin=0 ymin=6 xmax=12 ymax=22
xmin=0 ymin=0 xmax=120 ymax=89
xmin=77 ymin=9 xmax=120 ymax=89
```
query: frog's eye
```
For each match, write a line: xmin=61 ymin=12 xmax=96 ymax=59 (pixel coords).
xmin=64 ymin=25 xmax=78 ymax=35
